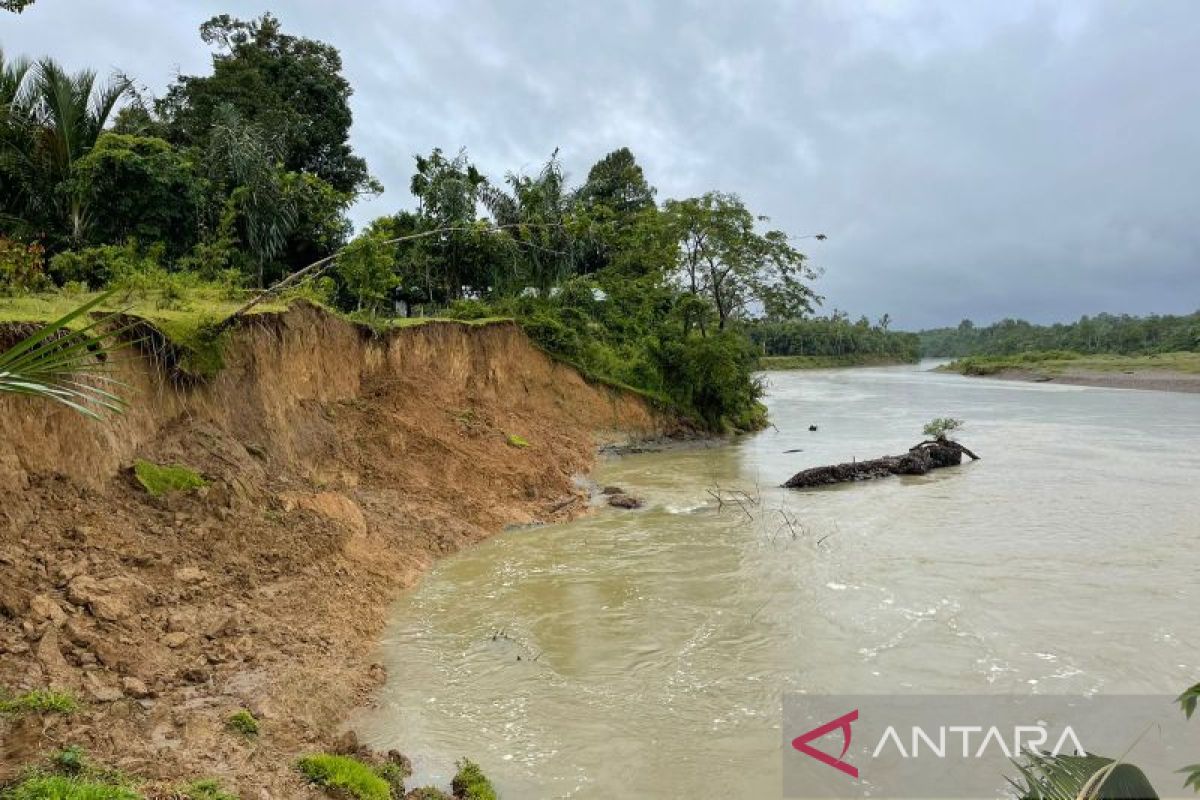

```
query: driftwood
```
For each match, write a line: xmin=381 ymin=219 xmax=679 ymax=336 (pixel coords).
xmin=783 ymin=439 xmax=979 ymax=490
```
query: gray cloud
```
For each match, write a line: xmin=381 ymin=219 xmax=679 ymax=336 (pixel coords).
xmin=4 ymin=0 xmax=1198 ymax=328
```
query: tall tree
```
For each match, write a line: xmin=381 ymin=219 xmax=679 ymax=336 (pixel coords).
xmin=665 ymin=192 xmax=819 ymax=333
xmin=157 ymin=13 xmax=378 ymax=197
xmin=0 ymin=56 xmax=130 ymax=243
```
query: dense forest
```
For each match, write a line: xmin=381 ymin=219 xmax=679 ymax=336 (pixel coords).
xmin=919 ymin=312 xmax=1200 ymax=358
xmin=747 ymin=314 xmax=920 ymax=363
xmin=0 ymin=11 xmax=926 ymax=430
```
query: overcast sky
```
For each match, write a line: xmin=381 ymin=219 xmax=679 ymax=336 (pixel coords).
xmin=4 ymin=1 xmax=1198 ymax=329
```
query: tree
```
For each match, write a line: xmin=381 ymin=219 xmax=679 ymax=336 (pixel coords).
xmin=403 ymin=147 xmax=489 ymax=301
xmin=665 ymin=192 xmax=819 ymax=333
xmin=0 ymin=57 xmax=131 ymax=243
xmin=69 ymin=133 xmax=205 ymax=255
xmin=158 ymin=13 xmax=378 ymax=196
xmin=1 ymin=0 xmax=36 ymax=13
xmin=577 ymin=147 xmax=655 ymax=213
xmin=334 ymin=230 xmax=395 ymax=312
xmin=205 ymin=105 xmax=296 ymax=286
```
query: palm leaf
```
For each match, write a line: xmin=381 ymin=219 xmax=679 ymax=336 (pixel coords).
xmin=0 ymin=291 xmax=131 ymax=420
xmin=1009 ymin=752 xmax=1158 ymax=800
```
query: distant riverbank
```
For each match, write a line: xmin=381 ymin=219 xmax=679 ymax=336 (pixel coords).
xmin=758 ymin=353 xmax=918 ymax=370
xmin=940 ymin=351 xmax=1200 ymax=393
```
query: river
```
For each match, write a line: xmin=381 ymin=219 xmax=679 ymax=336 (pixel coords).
xmin=354 ymin=363 xmax=1200 ymax=798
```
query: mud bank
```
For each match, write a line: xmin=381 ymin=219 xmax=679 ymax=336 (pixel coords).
xmin=972 ymin=367 xmax=1200 ymax=393
xmin=0 ymin=304 xmax=676 ymax=797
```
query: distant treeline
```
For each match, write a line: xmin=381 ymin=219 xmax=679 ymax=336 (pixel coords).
xmin=746 ymin=315 xmax=921 ymax=362
xmin=919 ymin=312 xmax=1200 ymax=357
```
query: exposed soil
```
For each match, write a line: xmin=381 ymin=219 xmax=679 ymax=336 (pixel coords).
xmin=981 ymin=367 xmax=1200 ymax=393
xmin=0 ymin=305 xmax=677 ymax=797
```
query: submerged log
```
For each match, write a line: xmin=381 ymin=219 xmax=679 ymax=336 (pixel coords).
xmin=783 ymin=439 xmax=979 ymax=490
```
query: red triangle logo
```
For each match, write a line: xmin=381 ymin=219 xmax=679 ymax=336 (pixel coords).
xmin=791 ymin=709 xmax=860 ymax=779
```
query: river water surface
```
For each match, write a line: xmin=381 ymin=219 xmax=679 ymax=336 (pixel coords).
xmin=356 ymin=364 xmax=1200 ymax=798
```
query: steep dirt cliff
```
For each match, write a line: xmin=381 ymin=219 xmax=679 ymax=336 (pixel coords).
xmin=0 ymin=304 xmax=673 ymax=797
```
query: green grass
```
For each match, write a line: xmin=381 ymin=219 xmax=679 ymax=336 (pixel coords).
xmin=132 ymin=460 xmax=207 ymax=497
xmin=451 ymin=759 xmax=497 ymax=800
xmin=506 ymin=433 xmax=530 ymax=448
xmin=180 ymin=779 xmax=238 ymax=800
xmin=1 ymin=775 xmax=140 ymax=800
xmin=758 ymin=353 xmax=918 ymax=370
xmin=0 ymin=689 xmax=79 ymax=715
xmin=296 ymin=754 xmax=391 ymax=800
xmin=942 ymin=350 xmax=1200 ymax=376
xmin=225 ymin=709 xmax=259 ymax=736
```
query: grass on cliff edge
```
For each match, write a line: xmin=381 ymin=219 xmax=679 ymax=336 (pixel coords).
xmin=296 ymin=754 xmax=391 ymax=800
xmin=942 ymin=350 xmax=1200 ymax=376
xmin=132 ymin=460 xmax=207 ymax=497
xmin=0 ymin=289 xmax=510 ymax=379
xmin=1 ymin=775 xmax=141 ymax=800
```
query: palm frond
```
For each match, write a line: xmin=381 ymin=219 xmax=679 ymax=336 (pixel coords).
xmin=0 ymin=292 xmax=131 ymax=420
xmin=1008 ymin=752 xmax=1158 ymax=800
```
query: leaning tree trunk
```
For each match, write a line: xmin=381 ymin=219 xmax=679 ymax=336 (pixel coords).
xmin=783 ymin=438 xmax=979 ymax=490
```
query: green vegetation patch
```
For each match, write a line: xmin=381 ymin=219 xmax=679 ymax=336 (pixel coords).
xmin=225 ymin=709 xmax=259 ymax=736
xmin=758 ymin=354 xmax=915 ymax=370
xmin=180 ymin=779 xmax=238 ymax=800
xmin=296 ymin=754 xmax=391 ymax=800
xmin=132 ymin=460 xmax=208 ymax=497
xmin=505 ymin=433 xmax=530 ymax=448
xmin=1 ymin=775 xmax=141 ymax=800
xmin=451 ymin=759 xmax=497 ymax=800
xmin=0 ymin=689 xmax=79 ymax=715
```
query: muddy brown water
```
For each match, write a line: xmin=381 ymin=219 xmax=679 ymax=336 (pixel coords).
xmin=355 ymin=363 xmax=1200 ymax=798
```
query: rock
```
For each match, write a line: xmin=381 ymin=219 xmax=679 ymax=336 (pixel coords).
xmin=84 ymin=672 xmax=124 ymax=702
xmin=166 ymin=610 xmax=195 ymax=633
xmin=162 ymin=632 xmax=189 ymax=649
xmin=600 ymin=485 xmax=625 ymax=495
xmin=121 ymin=676 xmax=152 ymax=698
xmin=173 ymin=567 xmax=207 ymax=585
xmin=35 ymin=628 xmax=77 ymax=690
xmin=331 ymin=729 xmax=360 ymax=755
xmin=28 ymin=594 xmax=66 ymax=625
xmin=88 ymin=594 xmax=131 ymax=623
xmin=0 ymin=584 xmax=30 ymax=618
xmin=607 ymin=493 xmax=643 ymax=509
xmin=181 ymin=666 xmax=209 ymax=684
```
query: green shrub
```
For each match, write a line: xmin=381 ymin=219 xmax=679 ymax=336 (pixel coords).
xmin=225 ymin=709 xmax=259 ymax=736
xmin=181 ymin=779 xmax=238 ymax=800
xmin=505 ymin=434 xmax=529 ymax=448
xmin=444 ymin=299 xmax=494 ymax=320
xmin=922 ymin=417 xmax=964 ymax=440
xmin=51 ymin=746 xmax=88 ymax=775
xmin=132 ymin=460 xmax=208 ymax=497
xmin=296 ymin=754 xmax=391 ymax=800
xmin=450 ymin=759 xmax=496 ymax=800
xmin=0 ymin=689 xmax=80 ymax=715
xmin=2 ymin=775 xmax=141 ymax=800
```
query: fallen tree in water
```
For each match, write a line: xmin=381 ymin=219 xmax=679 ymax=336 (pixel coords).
xmin=783 ymin=438 xmax=980 ymax=489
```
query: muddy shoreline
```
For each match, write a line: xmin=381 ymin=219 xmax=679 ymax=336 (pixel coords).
xmin=968 ymin=367 xmax=1200 ymax=393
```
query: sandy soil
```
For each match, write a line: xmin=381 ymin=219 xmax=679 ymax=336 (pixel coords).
xmin=0 ymin=306 xmax=676 ymax=798
xmin=984 ymin=367 xmax=1200 ymax=393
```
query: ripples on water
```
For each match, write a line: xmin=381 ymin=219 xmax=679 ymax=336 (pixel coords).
xmin=355 ymin=364 xmax=1200 ymax=798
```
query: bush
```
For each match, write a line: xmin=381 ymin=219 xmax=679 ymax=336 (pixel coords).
xmin=132 ymin=461 xmax=208 ymax=497
xmin=225 ymin=709 xmax=259 ymax=736
xmin=0 ymin=238 xmax=50 ymax=294
xmin=296 ymin=754 xmax=391 ymax=800
xmin=450 ymin=759 xmax=496 ymax=800
xmin=656 ymin=331 xmax=764 ymax=431
xmin=922 ymin=417 xmax=964 ymax=440
xmin=0 ymin=689 xmax=80 ymax=715
xmin=181 ymin=779 xmax=238 ymax=800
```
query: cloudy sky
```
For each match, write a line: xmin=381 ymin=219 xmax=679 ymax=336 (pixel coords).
xmin=4 ymin=1 xmax=1198 ymax=328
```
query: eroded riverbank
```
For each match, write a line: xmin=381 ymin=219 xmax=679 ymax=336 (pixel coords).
xmin=0 ymin=305 xmax=674 ymax=798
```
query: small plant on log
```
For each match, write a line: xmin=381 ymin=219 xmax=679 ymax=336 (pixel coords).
xmin=922 ymin=417 xmax=963 ymax=441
